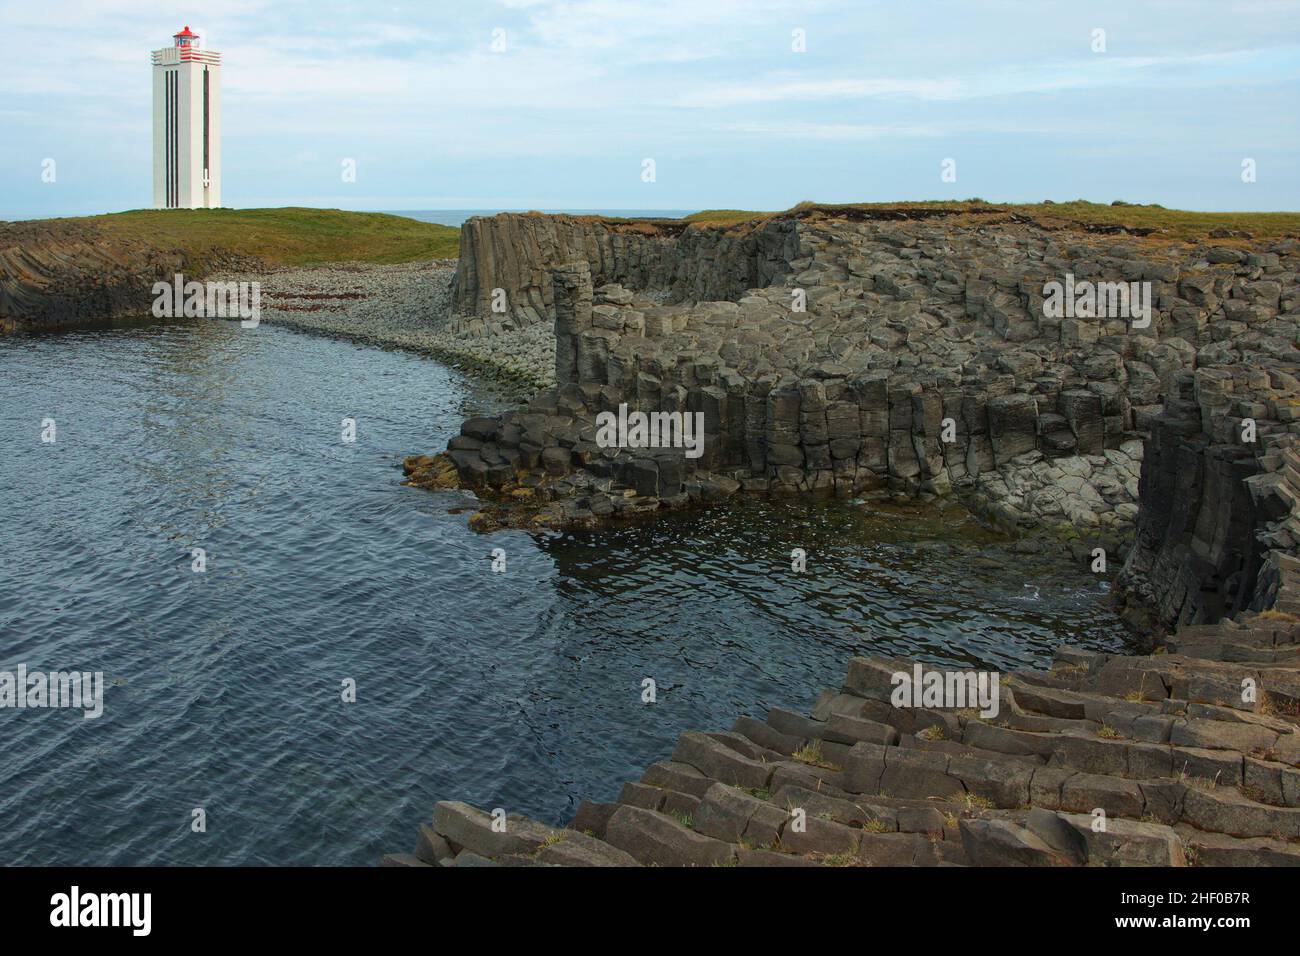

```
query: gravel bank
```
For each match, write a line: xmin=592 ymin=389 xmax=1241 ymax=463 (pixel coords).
xmin=213 ymin=259 xmax=556 ymax=392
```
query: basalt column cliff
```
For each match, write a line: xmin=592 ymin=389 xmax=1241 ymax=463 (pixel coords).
xmin=411 ymin=209 xmax=1297 ymax=553
xmin=394 ymin=208 xmax=1300 ymax=867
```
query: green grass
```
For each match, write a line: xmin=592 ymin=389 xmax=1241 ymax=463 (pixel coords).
xmin=919 ymin=724 xmax=947 ymax=741
xmin=684 ymin=199 xmax=1300 ymax=243
xmin=35 ymin=207 xmax=460 ymax=267
xmin=21 ymin=200 xmax=1299 ymax=279
xmin=791 ymin=740 xmax=840 ymax=770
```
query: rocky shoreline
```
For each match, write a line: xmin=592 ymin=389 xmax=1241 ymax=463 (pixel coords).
xmin=9 ymin=206 xmax=1300 ymax=867
xmin=388 ymin=634 xmax=1300 ymax=868
xmin=0 ymin=218 xmax=203 ymax=332
xmin=205 ymin=259 xmax=556 ymax=393
xmin=388 ymin=402 xmax=1300 ymax=867
xmin=388 ymin=209 xmax=1300 ymax=866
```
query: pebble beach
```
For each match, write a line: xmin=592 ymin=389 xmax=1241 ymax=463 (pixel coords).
xmin=214 ymin=259 xmax=556 ymax=393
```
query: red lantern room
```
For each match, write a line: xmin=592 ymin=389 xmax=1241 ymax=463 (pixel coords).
xmin=174 ymin=25 xmax=198 ymax=48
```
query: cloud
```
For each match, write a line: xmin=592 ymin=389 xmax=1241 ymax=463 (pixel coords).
xmin=1 ymin=0 xmax=1298 ymax=216
xmin=674 ymin=49 xmax=1300 ymax=108
xmin=721 ymin=121 xmax=946 ymax=140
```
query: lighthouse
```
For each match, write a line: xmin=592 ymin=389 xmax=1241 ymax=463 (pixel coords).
xmin=151 ymin=26 xmax=221 ymax=209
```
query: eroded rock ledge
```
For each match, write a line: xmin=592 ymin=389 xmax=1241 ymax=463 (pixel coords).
xmin=0 ymin=218 xmax=256 ymax=332
xmin=388 ymin=636 xmax=1300 ymax=868
xmin=448 ymin=213 xmax=799 ymax=335
xmin=415 ymin=212 xmax=1297 ymax=549
xmin=390 ymin=429 xmax=1300 ymax=868
xmin=391 ymin=407 xmax=1300 ymax=868
xmin=392 ymin=211 xmax=1300 ymax=867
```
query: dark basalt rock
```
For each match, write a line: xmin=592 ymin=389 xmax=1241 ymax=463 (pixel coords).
xmin=425 ymin=212 xmax=1298 ymax=546
xmin=393 ymin=212 xmax=1300 ymax=866
xmin=0 ymin=218 xmax=258 ymax=331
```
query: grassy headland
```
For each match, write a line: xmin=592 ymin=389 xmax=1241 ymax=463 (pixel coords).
xmin=0 ymin=207 xmax=462 ymax=331
xmin=685 ymin=200 xmax=1300 ymax=244
xmin=34 ymin=207 xmax=461 ymax=267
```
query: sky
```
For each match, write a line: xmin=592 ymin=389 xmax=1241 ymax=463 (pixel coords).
xmin=1 ymin=0 xmax=1299 ymax=218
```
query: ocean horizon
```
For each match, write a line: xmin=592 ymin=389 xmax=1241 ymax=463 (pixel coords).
xmin=380 ymin=209 xmax=698 ymax=227
xmin=2 ymin=208 xmax=700 ymax=224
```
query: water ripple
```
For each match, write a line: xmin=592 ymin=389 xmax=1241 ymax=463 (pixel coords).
xmin=0 ymin=321 xmax=1129 ymax=865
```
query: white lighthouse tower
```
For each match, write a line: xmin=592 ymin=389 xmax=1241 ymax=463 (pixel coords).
xmin=151 ymin=26 xmax=221 ymax=209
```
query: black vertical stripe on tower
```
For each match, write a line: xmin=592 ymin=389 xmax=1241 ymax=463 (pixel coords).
xmin=171 ymin=69 xmax=179 ymax=208
xmin=165 ymin=72 xmax=171 ymax=208
xmin=171 ymin=70 xmax=175 ymax=208
xmin=168 ymin=71 xmax=174 ymax=208
xmin=170 ymin=70 xmax=175 ymax=207
xmin=170 ymin=71 xmax=175 ymax=208
xmin=203 ymin=67 xmax=209 ymax=192
xmin=163 ymin=72 xmax=167 ymax=208
xmin=170 ymin=71 xmax=174 ymax=207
